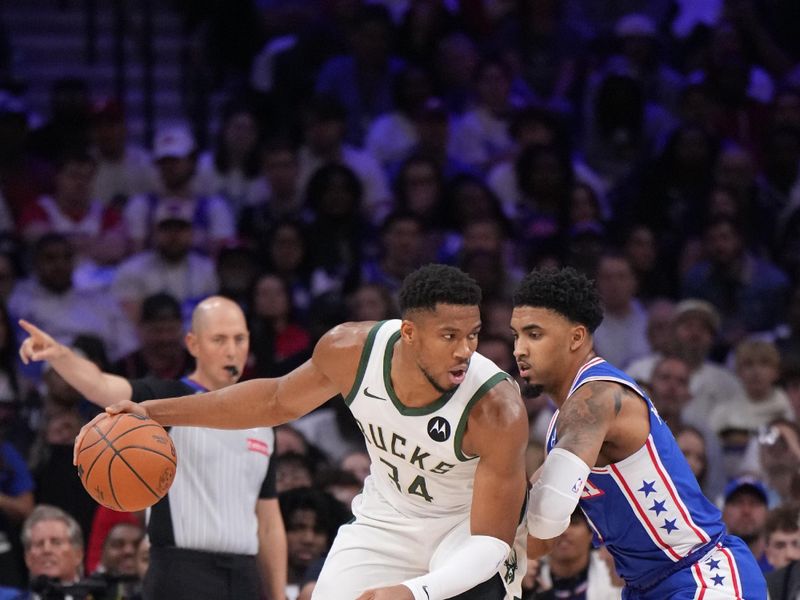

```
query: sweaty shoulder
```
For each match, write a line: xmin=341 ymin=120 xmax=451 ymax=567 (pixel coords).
xmin=463 ymin=379 xmax=527 ymax=457
xmin=312 ymin=321 xmax=378 ymax=392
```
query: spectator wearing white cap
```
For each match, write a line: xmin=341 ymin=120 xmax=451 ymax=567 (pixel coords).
xmin=112 ymin=198 xmax=219 ymax=324
xmin=625 ymin=298 xmax=745 ymax=425
xmin=123 ymin=124 xmax=235 ymax=256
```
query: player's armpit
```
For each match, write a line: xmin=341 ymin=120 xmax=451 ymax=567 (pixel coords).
xmin=466 ymin=380 xmax=529 ymax=546
xmin=554 ymin=380 xmax=620 ymax=467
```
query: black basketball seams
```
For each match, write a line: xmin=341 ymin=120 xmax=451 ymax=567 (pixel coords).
xmin=107 ymin=450 xmax=162 ymax=511
xmin=80 ymin=420 xmax=169 ymax=500
xmin=112 ymin=445 xmax=177 ymax=467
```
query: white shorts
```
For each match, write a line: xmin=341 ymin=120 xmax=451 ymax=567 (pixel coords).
xmin=311 ymin=481 xmax=525 ymax=600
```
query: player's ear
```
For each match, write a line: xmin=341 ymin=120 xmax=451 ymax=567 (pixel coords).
xmin=569 ymin=325 xmax=587 ymax=351
xmin=400 ymin=318 xmax=416 ymax=343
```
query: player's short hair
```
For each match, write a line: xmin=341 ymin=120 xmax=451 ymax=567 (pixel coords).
xmin=513 ymin=267 xmax=604 ymax=332
xmin=398 ymin=264 xmax=481 ymax=315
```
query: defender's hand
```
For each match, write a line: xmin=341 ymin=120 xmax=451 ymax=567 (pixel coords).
xmin=73 ymin=400 xmax=149 ymax=464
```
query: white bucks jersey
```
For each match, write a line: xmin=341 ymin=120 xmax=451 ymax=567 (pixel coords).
xmin=345 ymin=320 xmax=511 ymax=518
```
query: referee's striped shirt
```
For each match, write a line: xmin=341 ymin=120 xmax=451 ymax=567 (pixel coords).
xmin=131 ymin=378 xmax=277 ymax=555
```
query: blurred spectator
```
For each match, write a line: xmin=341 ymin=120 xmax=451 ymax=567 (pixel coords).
xmin=135 ymin=535 xmax=149 ymax=582
xmin=28 ymin=390 xmax=96 ymax=548
xmin=433 ymin=33 xmax=479 ymax=115
xmin=364 ymin=65 xmax=434 ymax=167
xmin=304 ymin=164 xmax=368 ymax=297
xmin=292 ymin=396 xmax=365 ymax=467
xmin=340 ymin=450 xmax=370 ymax=487
xmin=361 ymin=212 xmax=426 ymax=294
xmin=298 ymin=97 xmax=391 ymax=224
xmin=593 ymin=253 xmax=650 ymax=368
xmin=622 ymin=224 xmax=678 ymax=303
xmin=123 ymin=124 xmax=235 ymax=255
xmin=19 ymin=149 xmax=128 ymax=288
xmin=248 ymin=274 xmax=312 ymax=378
xmin=279 ymin=488 xmax=345 ymax=600
xmin=0 ymin=302 xmax=19 ymax=407
xmin=674 ymin=424 xmax=709 ymax=489
xmin=216 ymin=245 xmax=260 ymax=311
xmin=395 ymin=1 xmax=461 ymax=64
xmin=610 ymin=13 xmax=684 ymax=109
xmin=648 ymin=355 xmax=726 ymax=498
xmin=21 ymin=505 xmax=84 ymax=589
xmin=315 ymin=469 xmax=361 ymax=510
xmin=238 ymin=140 xmax=305 ymax=262
xmin=392 ymin=155 xmax=446 ymax=234
xmin=84 ymin=508 xmax=141 ymax=579
xmin=766 ymin=557 xmax=800 ymax=600
xmin=0 ymin=254 xmax=17 ymax=305
xmin=112 ymin=203 xmax=219 ymax=323
xmin=89 ymin=98 xmax=159 ymax=207
xmin=512 ymin=144 xmax=572 ymax=257
xmin=275 ymin=453 xmax=315 ymax=495
xmin=534 ymin=509 xmax=622 ymax=599
xmin=256 ymin=221 xmax=313 ymax=318
xmin=450 ymin=55 xmax=521 ymax=170
xmin=111 ymin=293 xmax=193 ymax=380
xmin=0 ymin=432 xmax=34 ymax=588
xmin=625 ymin=299 xmax=744 ymax=425
xmin=0 ymin=93 xmax=53 ymax=226
xmin=29 ymin=78 xmax=91 ymax=162
xmin=88 ymin=522 xmax=145 ymax=600
xmin=194 ymin=101 xmax=268 ymax=217
xmin=314 ymin=4 xmax=404 ymax=144
xmin=683 ymin=217 xmax=790 ymax=349
xmin=749 ymin=419 xmax=800 ymax=506
xmin=8 ymin=234 xmax=136 ymax=362
xmin=722 ymin=477 xmax=771 ymax=571
xmin=93 ymin=522 xmax=144 ymax=576
xmin=345 ymin=283 xmax=398 ymax=322
xmin=710 ymin=340 xmax=795 ymax=438
xmin=764 ymin=505 xmax=800 ymax=571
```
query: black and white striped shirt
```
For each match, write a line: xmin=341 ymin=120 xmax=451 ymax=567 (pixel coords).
xmin=131 ymin=378 xmax=276 ymax=555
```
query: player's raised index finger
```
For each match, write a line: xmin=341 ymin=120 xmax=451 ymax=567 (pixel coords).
xmin=18 ymin=319 xmax=44 ymax=338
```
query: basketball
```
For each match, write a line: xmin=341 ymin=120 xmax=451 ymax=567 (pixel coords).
xmin=76 ymin=413 xmax=177 ymax=512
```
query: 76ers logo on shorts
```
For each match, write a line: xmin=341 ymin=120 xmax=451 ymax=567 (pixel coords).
xmin=427 ymin=416 xmax=451 ymax=442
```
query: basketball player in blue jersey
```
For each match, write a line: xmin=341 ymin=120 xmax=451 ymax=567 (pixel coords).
xmin=75 ymin=264 xmax=530 ymax=600
xmin=510 ymin=267 xmax=767 ymax=599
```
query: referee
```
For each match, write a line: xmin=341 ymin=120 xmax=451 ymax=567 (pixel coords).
xmin=19 ymin=296 xmax=287 ymax=600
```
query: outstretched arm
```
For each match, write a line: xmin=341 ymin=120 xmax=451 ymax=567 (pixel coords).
xmin=18 ymin=319 xmax=133 ymax=406
xmin=77 ymin=322 xmax=367 ymax=430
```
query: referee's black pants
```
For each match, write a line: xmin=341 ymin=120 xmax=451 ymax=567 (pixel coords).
xmin=144 ymin=546 xmax=260 ymax=600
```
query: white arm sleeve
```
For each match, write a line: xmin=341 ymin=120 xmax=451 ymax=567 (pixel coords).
xmin=527 ymin=448 xmax=591 ymax=539
xmin=402 ymin=535 xmax=510 ymax=600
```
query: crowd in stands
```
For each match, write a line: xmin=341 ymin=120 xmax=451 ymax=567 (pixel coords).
xmin=0 ymin=0 xmax=799 ymax=598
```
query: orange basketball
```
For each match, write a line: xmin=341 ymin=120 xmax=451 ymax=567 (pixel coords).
xmin=76 ymin=413 xmax=177 ymax=512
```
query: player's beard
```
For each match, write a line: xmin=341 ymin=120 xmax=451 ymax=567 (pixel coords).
xmin=522 ymin=381 xmax=545 ymax=399
xmin=419 ymin=363 xmax=451 ymax=394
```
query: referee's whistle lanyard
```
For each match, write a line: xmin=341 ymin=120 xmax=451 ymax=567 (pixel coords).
xmin=180 ymin=377 xmax=208 ymax=394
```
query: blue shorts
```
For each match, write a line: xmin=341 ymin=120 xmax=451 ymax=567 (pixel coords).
xmin=623 ymin=535 xmax=767 ymax=599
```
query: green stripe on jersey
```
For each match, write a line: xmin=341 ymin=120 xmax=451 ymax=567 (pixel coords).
xmin=344 ymin=321 xmax=385 ymax=406
xmin=453 ymin=372 xmax=510 ymax=461
xmin=382 ymin=330 xmax=456 ymax=415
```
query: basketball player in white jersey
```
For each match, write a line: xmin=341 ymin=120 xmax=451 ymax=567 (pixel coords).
xmin=75 ymin=264 xmax=530 ymax=600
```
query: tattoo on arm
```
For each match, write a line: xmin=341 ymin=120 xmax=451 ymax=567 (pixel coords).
xmin=613 ymin=388 xmax=623 ymax=416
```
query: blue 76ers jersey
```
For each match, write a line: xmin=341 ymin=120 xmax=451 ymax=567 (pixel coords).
xmin=545 ymin=358 xmax=726 ymax=588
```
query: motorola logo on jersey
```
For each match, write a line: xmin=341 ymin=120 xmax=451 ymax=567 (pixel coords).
xmin=427 ymin=417 xmax=451 ymax=442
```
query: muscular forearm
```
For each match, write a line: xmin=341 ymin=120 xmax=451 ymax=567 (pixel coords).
xmin=142 ymin=378 xmax=294 ymax=428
